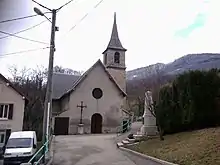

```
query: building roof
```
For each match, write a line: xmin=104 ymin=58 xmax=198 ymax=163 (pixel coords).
xmin=53 ymin=60 xmax=127 ymax=100
xmin=103 ymin=12 xmax=127 ymax=54
xmin=52 ymin=72 xmax=80 ymax=99
xmin=0 ymin=73 xmax=28 ymax=102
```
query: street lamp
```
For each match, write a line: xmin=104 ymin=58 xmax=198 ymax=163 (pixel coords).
xmin=34 ymin=7 xmax=44 ymax=16
xmin=33 ymin=4 xmax=58 ymax=163
xmin=34 ymin=7 xmax=52 ymax=23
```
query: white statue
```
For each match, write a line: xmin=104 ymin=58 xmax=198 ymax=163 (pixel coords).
xmin=140 ymin=90 xmax=158 ymax=136
xmin=144 ymin=91 xmax=154 ymax=115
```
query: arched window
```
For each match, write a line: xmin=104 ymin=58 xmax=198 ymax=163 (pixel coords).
xmin=114 ymin=52 xmax=120 ymax=63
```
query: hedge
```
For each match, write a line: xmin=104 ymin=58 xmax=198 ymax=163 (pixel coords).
xmin=156 ymin=69 xmax=220 ymax=134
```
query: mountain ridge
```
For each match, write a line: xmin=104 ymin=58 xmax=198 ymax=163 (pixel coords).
xmin=127 ymin=53 xmax=220 ymax=80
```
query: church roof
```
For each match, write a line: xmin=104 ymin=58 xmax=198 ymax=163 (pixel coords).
xmin=102 ymin=12 xmax=127 ymax=54
xmin=52 ymin=73 xmax=80 ymax=99
xmin=53 ymin=60 xmax=127 ymax=100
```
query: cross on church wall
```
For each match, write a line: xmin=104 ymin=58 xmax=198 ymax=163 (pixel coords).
xmin=77 ymin=101 xmax=87 ymax=124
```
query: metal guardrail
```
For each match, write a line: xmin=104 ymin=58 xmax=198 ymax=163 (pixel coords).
xmin=27 ymin=137 xmax=51 ymax=165
xmin=116 ymin=118 xmax=132 ymax=136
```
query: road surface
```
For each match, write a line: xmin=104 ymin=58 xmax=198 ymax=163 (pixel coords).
xmin=52 ymin=134 xmax=161 ymax=165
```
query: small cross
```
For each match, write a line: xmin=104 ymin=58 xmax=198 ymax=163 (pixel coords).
xmin=77 ymin=101 xmax=87 ymax=124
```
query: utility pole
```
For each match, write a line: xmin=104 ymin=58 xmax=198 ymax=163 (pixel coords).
xmin=34 ymin=5 xmax=58 ymax=163
xmin=33 ymin=4 xmax=57 ymax=150
xmin=42 ymin=9 xmax=57 ymax=146
xmin=33 ymin=0 xmax=75 ymax=163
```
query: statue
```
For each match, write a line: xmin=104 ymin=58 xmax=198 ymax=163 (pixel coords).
xmin=140 ymin=91 xmax=158 ymax=136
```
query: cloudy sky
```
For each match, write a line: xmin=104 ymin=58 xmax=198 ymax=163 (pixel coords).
xmin=0 ymin=0 xmax=220 ymax=76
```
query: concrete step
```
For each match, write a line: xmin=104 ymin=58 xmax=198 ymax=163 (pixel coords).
xmin=133 ymin=134 xmax=143 ymax=138
xmin=126 ymin=138 xmax=136 ymax=143
xmin=116 ymin=142 xmax=124 ymax=148
xmin=122 ymin=140 xmax=130 ymax=145
xmin=126 ymin=142 xmax=139 ymax=146
xmin=133 ymin=134 xmax=144 ymax=141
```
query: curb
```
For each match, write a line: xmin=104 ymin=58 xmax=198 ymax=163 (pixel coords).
xmin=119 ymin=146 xmax=178 ymax=165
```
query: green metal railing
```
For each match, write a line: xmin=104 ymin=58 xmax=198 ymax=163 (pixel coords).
xmin=28 ymin=137 xmax=50 ymax=165
xmin=116 ymin=118 xmax=132 ymax=136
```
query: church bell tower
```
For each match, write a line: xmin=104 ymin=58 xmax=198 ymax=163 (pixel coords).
xmin=103 ymin=12 xmax=127 ymax=92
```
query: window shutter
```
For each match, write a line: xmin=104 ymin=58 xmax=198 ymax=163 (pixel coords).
xmin=8 ymin=104 xmax=13 ymax=120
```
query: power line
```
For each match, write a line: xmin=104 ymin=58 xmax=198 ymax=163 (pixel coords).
xmin=56 ymin=0 xmax=105 ymax=47
xmin=0 ymin=20 xmax=49 ymax=40
xmin=69 ymin=0 xmax=105 ymax=32
xmin=0 ymin=0 xmax=106 ymax=58
xmin=0 ymin=47 xmax=50 ymax=58
xmin=0 ymin=12 xmax=50 ymax=24
xmin=0 ymin=30 xmax=49 ymax=45
xmin=94 ymin=0 xmax=105 ymax=8
xmin=64 ymin=0 xmax=105 ymax=36
xmin=58 ymin=0 xmax=76 ymax=10
xmin=32 ymin=0 xmax=52 ymax=11
xmin=0 ymin=15 xmax=38 ymax=24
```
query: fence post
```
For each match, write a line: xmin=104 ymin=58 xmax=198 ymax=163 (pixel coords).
xmin=42 ymin=140 xmax=46 ymax=164
xmin=45 ymin=135 xmax=49 ymax=153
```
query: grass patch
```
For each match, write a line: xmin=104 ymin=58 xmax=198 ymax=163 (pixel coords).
xmin=127 ymin=127 xmax=220 ymax=165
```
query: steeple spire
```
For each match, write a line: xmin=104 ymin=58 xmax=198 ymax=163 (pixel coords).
xmin=103 ymin=12 xmax=126 ymax=54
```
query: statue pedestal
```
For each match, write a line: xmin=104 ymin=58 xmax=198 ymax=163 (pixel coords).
xmin=77 ymin=124 xmax=84 ymax=134
xmin=141 ymin=113 xmax=158 ymax=136
xmin=141 ymin=125 xmax=158 ymax=136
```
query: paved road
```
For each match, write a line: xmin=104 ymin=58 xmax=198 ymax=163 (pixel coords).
xmin=52 ymin=134 xmax=161 ymax=165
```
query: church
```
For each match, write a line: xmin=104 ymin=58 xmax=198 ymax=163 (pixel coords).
xmin=52 ymin=13 xmax=130 ymax=135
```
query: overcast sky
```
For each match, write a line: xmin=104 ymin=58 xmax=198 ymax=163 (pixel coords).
xmin=0 ymin=0 xmax=220 ymax=76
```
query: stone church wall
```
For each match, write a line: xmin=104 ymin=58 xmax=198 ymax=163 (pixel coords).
xmin=54 ymin=63 xmax=125 ymax=134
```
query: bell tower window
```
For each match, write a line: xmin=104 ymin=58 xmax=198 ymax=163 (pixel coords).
xmin=114 ymin=52 xmax=120 ymax=64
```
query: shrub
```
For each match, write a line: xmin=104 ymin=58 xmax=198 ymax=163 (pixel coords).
xmin=156 ymin=69 xmax=220 ymax=134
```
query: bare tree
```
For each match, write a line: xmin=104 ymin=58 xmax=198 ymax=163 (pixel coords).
xmin=8 ymin=65 xmax=46 ymax=140
xmin=53 ymin=65 xmax=83 ymax=75
xmin=127 ymin=95 xmax=144 ymax=117
xmin=8 ymin=65 xmax=19 ymax=82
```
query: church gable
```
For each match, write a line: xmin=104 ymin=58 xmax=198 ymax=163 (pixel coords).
xmin=60 ymin=60 xmax=126 ymax=100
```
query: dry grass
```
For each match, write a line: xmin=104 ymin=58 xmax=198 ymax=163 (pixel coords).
xmin=127 ymin=127 xmax=220 ymax=165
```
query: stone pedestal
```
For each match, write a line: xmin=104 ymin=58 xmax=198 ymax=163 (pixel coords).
xmin=77 ymin=124 xmax=84 ymax=134
xmin=141 ymin=126 xmax=158 ymax=136
xmin=141 ymin=114 xmax=157 ymax=136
